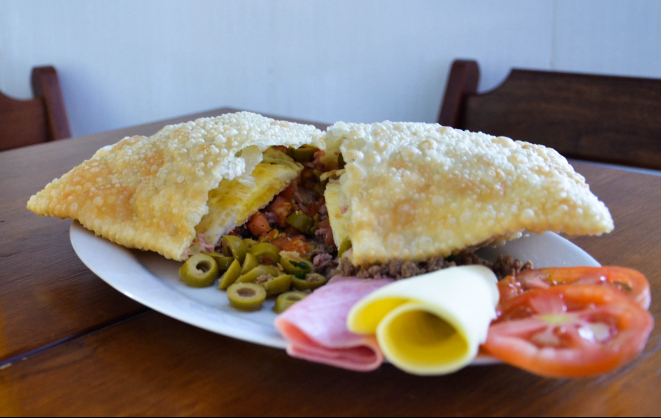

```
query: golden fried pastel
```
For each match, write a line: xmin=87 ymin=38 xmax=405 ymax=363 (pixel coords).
xmin=324 ymin=122 xmax=614 ymax=266
xmin=27 ymin=112 xmax=324 ymax=261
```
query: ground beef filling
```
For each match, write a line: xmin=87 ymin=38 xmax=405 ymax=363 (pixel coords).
xmin=231 ymin=147 xmax=532 ymax=283
xmin=324 ymin=252 xmax=532 ymax=281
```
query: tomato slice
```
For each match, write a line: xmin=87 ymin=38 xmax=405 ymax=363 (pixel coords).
xmin=498 ymin=267 xmax=651 ymax=309
xmin=484 ymin=284 xmax=653 ymax=378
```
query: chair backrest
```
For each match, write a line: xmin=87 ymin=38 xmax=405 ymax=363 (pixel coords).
xmin=439 ymin=60 xmax=661 ymax=170
xmin=0 ymin=66 xmax=71 ymax=152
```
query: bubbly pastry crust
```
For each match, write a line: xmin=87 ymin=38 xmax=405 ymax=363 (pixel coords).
xmin=325 ymin=121 xmax=614 ymax=266
xmin=27 ymin=112 xmax=324 ymax=261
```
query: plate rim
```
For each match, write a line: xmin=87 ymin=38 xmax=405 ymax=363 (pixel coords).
xmin=69 ymin=221 xmax=288 ymax=350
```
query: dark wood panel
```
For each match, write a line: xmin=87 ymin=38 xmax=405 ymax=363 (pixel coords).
xmin=457 ymin=68 xmax=661 ymax=170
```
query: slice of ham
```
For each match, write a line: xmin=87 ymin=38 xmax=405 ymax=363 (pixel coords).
xmin=275 ymin=276 xmax=394 ymax=372
xmin=197 ymin=233 xmax=216 ymax=252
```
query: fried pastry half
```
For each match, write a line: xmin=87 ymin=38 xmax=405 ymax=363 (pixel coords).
xmin=27 ymin=112 xmax=324 ymax=261
xmin=324 ymin=122 xmax=614 ymax=266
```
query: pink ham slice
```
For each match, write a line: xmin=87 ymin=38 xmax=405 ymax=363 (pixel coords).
xmin=275 ymin=276 xmax=394 ymax=372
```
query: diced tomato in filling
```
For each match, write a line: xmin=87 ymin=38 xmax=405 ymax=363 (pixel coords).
xmin=229 ymin=147 xmax=338 ymax=262
xmin=268 ymin=196 xmax=292 ymax=227
xmin=301 ymin=201 xmax=319 ymax=218
xmin=316 ymin=219 xmax=335 ymax=247
xmin=272 ymin=235 xmax=310 ymax=256
xmin=247 ymin=212 xmax=271 ymax=236
xmin=279 ymin=182 xmax=296 ymax=201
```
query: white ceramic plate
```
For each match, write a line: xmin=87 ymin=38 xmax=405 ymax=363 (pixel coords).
xmin=70 ymin=222 xmax=600 ymax=365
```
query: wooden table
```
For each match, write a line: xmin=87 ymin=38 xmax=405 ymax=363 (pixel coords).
xmin=1 ymin=108 xmax=660 ymax=416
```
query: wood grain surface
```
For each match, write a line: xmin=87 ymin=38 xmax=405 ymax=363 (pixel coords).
xmin=0 ymin=108 xmax=660 ymax=416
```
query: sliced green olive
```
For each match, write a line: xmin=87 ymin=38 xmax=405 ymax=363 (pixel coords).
xmin=292 ymin=146 xmax=317 ymax=163
xmin=259 ymin=274 xmax=293 ymax=296
xmin=292 ymin=273 xmax=327 ymax=291
xmin=338 ymin=238 xmax=352 ymax=258
xmin=243 ymin=238 xmax=258 ymax=250
xmin=218 ymin=259 xmax=242 ymax=290
xmin=286 ymin=211 xmax=314 ymax=234
xmin=280 ymin=257 xmax=313 ymax=275
xmin=236 ymin=265 xmax=281 ymax=284
xmin=241 ymin=252 xmax=259 ymax=274
xmin=221 ymin=235 xmax=247 ymax=263
xmin=179 ymin=254 xmax=219 ymax=288
xmin=249 ymin=243 xmax=281 ymax=264
xmin=227 ymin=283 xmax=267 ymax=311
xmin=209 ymin=252 xmax=234 ymax=271
xmin=274 ymin=291 xmax=308 ymax=314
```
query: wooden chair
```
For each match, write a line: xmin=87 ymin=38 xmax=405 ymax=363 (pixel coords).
xmin=0 ymin=66 xmax=71 ymax=152
xmin=439 ymin=60 xmax=661 ymax=170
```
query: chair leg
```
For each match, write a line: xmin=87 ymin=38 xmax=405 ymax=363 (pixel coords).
xmin=438 ymin=60 xmax=480 ymax=128
xmin=31 ymin=66 xmax=71 ymax=141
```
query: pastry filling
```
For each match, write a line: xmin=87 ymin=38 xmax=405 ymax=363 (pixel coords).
xmin=202 ymin=146 xmax=532 ymax=284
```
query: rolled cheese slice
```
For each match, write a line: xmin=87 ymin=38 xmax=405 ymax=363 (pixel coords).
xmin=347 ymin=266 xmax=499 ymax=375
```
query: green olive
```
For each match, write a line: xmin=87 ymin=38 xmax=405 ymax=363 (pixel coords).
xmin=338 ymin=238 xmax=352 ymax=258
xmin=249 ymin=243 xmax=281 ymax=264
xmin=243 ymin=238 xmax=258 ymax=250
xmin=236 ymin=265 xmax=280 ymax=284
xmin=179 ymin=254 xmax=219 ymax=288
xmin=227 ymin=283 xmax=267 ymax=311
xmin=221 ymin=235 xmax=247 ymax=263
xmin=241 ymin=252 xmax=259 ymax=274
xmin=310 ymin=213 xmax=322 ymax=234
xmin=286 ymin=211 xmax=314 ymax=234
xmin=280 ymin=257 xmax=313 ymax=275
xmin=292 ymin=146 xmax=317 ymax=163
xmin=218 ymin=259 xmax=243 ymax=290
xmin=209 ymin=252 xmax=234 ymax=271
xmin=259 ymin=274 xmax=293 ymax=296
xmin=292 ymin=273 xmax=327 ymax=291
xmin=274 ymin=291 xmax=308 ymax=314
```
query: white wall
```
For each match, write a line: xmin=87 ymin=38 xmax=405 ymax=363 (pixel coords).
xmin=0 ymin=0 xmax=659 ymax=138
